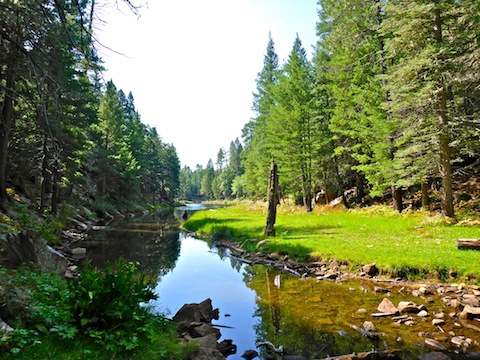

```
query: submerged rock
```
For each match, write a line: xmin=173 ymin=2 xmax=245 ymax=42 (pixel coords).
xmin=241 ymin=349 xmax=259 ymax=359
xmin=377 ymin=298 xmax=398 ymax=314
xmin=419 ymin=352 xmax=452 ymax=360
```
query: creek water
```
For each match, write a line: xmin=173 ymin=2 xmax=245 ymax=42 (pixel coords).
xmin=83 ymin=205 xmax=480 ymax=360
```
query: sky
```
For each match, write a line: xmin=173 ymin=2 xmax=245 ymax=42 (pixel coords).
xmin=96 ymin=0 xmax=319 ymax=169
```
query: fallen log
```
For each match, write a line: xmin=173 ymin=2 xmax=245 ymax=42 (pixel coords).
xmin=316 ymin=349 xmax=401 ymax=360
xmin=457 ymin=239 xmax=480 ymax=250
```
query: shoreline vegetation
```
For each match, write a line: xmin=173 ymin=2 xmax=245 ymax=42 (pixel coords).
xmin=183 ymin=201 xmax=480 ymax=284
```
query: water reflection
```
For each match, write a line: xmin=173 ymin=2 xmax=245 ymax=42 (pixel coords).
xmin=83 ymin=212 xmax=181 ymax=281
xmin=83 ymin=210 xmax=479 ymax=360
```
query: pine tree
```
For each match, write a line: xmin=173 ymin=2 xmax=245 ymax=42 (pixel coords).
xmin=318 ymin=0 xmax=396 ymax=207
xmin=381 ymin=0 xmax=463 ymax=216
xmin=242 ymin=33 xmax=280 ymax=198
xmin=270 ymin=35 xmax=317 ymax=211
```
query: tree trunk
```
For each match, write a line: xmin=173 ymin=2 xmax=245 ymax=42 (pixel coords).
xmin=457 ymin=239 xmax=480 ymax=250
xmin=377 ymin=1 xmax=404 ymax=214
xmin=421 ymin=182 xmax=430 ymax=210
xmin=434 ymin=4 xmax=454 ymax=217
xmin=0 ymin=48 xmax=18 ymax=208
xmin=355 ymin=172 xmax=364 ymax=205
xmin=392 ymin=186 xmax=403 ymax=213
xmin=40 ymin=137 xmax=49 ymax=213
xmin=303 ymin=193 xmax=312 ymax=212
xmin=333 ymin=155 xmax=349 ymax=208
xmin=51 ymin=159 xmax=60 ymax=215
xmin=264 ymin=159 xmax=279 ymax=236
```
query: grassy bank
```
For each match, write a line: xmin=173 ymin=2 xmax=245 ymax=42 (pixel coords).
xmin=184 ymin=203 xmax=480 ymax=281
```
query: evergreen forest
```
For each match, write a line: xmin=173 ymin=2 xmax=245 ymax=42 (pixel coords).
xmin=0 ymin=0 xmax=180 ymax=215
xmin=180 ymin=0 xmax=480 ymax=218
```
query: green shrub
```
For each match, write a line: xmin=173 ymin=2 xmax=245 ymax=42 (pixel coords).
xmin=1 ymin=262 xmax=189 ymax=359
xmin=68 ymin=259 xmax=157 ymax=350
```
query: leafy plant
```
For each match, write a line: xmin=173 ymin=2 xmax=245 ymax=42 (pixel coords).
xmin=68 ymin=259 xmax=157 ymax=350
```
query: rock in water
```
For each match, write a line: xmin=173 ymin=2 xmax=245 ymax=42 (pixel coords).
xmin=377 ymin=298 xmax=398 ymax=314
xmin=241 ymin=349 xmax=259 ymax=359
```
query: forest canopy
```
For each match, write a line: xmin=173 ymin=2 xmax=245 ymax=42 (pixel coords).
xmin=0 ymin=0 xmax=180 ymax=212
xmin=180 ymin=0 xmax=480 ymax=218
xmin=2 ymin=0 xmax=479 ymax=218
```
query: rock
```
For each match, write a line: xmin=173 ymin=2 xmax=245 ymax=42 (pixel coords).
xmin=363 ymin=321 xmax=376 ymax=332
xmin=462 ymin=294 xmax=480 ymax=307
xmin=377 ymin=298 xmax=398 ymax=314
xmin=432 ymin=319 xmax=445 ymax=326
xmin=173 ymin=298 xmax=218 ymax=323
xmin=451 ymin=336 xmax=467 ymax=347
xmin=217 ymin=339 xmax=237 ymax=356
xmin=465 ymin=352 xmax=480 ymax=360
xmin=374 ymin=287 xmax=390 ymax=293
xmin=412 ymin=290 xmax=422 ymax=297
xmin=190 ymin=333 xmax=219 ymax=349
xmin=419 ymin=352 xmax=452 ymax=360
xmin=191 ymin=324 xmax=221 ymax=339
xmin=398 ymin=301 xmax=419 ymax=313
xmin=241 ymin=349 xmax=259 ymax=360
xmin=362 ymin=263 xmax=379 ymax=276
xmin=171 ymin=299 xmax=234 ymax=360
xmin=268 ymin=253 xmax=281 ymax=261
xmin=64 ymin=269 xmax=75 ymax=279
xmin=188 ymin=347 xmax=225 ymax=360
xmin=450 ymin=299 xmax=459 ymax=308
xmin=0 ymin=317 xmax=14 ymax=334
xmin=460 ymin=305 xmax=480 ymax=319
xmin=68 ymin=265 xmax=78 ymax=272
xmin=71 ymin=247 xmax=86 ymax=259
xmin=417 ymin=310 xmax=429 ymax=317
xmin=425 ymin=338 xmax=447 ymax=351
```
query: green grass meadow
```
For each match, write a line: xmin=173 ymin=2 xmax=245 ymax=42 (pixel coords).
xmin=184 ymin=203 xmax=480 ymax=281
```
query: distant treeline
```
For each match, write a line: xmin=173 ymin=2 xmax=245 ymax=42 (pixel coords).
xmin=180 ymin=0 xmax=480 ymax=217
xmin=0 ymin=1 xmax=180 ymax=213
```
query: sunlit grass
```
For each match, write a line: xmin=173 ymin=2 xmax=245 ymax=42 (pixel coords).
xmin=184 ymin=204 xmax=480 ymax=282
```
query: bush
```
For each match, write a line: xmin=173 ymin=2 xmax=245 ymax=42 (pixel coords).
xmin=68 ymin=259 xmax=158 ymax=350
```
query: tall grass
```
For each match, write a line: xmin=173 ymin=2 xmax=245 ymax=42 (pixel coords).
xmin=184 ymin=204 xmax=480 ymax=281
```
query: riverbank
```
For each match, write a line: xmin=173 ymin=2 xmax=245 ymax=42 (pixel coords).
xmin=0 ymin=201 xmax=191 ymax=359
xmin=183 ymin=203 xmax=480 ymax=356
xmin=183 ymin=202 xmax=480 ymax=283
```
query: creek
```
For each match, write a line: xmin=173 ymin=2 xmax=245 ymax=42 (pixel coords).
xmin=83 ymin=204 xmax=480 ymax=360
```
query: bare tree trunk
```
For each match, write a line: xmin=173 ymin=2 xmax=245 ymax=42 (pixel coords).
xmin=265 ymin=159 xmax=279 ymax=236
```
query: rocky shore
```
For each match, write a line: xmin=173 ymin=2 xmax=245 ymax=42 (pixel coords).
xmin=171 ymin=298 xmax=237 ymax=360
xmin=188 ymin=235 xmax=480 ymax=358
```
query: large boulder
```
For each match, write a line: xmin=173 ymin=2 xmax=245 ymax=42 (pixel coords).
xmin=172 ymin=299 xmax=235 ymax=360
xmin=173 ymin=298 xmax=218 ymax=323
